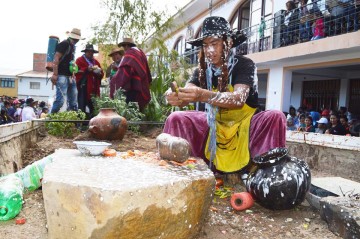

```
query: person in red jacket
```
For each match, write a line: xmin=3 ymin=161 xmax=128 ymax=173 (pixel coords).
xmin=110 ymin=37 xmax=152 ymax=112
xmin=75 ymin=44 xmax=104 ymax=118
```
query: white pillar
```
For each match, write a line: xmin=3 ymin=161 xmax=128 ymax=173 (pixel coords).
xmin=266 ymin=66 xmax=292 ymax=111
xmin=339 ymin=78 xmax=349 ymax=108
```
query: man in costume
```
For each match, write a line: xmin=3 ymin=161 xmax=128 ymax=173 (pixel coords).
xmin=50 ymin=28 xmax=84 ymax=113
xmin=110 ymin=37 xmax=152 ymax=112
xmin=164 ymin=16 xmax=286 ymax=173
xmin=75 ymin=44 xmax=104 ymax=118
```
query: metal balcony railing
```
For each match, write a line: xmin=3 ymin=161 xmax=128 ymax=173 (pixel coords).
xmin=182 ymin=0 xmax=360 ymax=63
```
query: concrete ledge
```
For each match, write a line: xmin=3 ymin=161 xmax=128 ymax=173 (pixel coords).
xmin=0 ymin=120 xmax=42 ymax=143
xmin=286 ymin=131 xmax=360 ymax=152
xmin=0 ymin=121 xmax=42 ymax=176
xmin=43 ymin=149 xmax=215 ymax=239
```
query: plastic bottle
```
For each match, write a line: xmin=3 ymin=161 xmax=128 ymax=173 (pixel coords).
xmin=0 ymin=174 xmax=24 ymax=221
xmin=16 ymin=156 xmax=53 ymax=192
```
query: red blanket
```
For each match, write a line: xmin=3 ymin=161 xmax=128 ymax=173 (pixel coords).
xmin=110 ymin=48 xmax=152 ymax=110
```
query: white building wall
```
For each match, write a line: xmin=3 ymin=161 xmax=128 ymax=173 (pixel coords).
xmin=257 ymin=74 xmax=267 ymax=99
xmin=166 ymin=0 xmax=244 ymax=49
xmin=290 ymin=80 xmax=302 ymax=110
xmin=339 ymin=78 xmax=349 ymax=108
xmin=18 ymin=77 xmax=54 ymax=101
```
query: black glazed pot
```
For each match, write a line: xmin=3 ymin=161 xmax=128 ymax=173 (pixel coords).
xmin=246 ymin=148 xmax=311 ymax=210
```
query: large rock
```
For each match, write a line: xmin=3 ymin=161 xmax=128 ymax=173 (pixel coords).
xmin=320 ymin=196 xmax=360 ymax=239
xmin=43 ymin=149 xmax=215 ymax=239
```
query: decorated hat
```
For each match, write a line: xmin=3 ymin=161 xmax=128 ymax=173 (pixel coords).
xmin=66 ymin=28 xmax=85 ymax=40
xmin=118 ymin=37 xmax=136 ymax=47
xmin=187 ymin=16 xmax=247 ymax=47
xmin=81 ymin=44 xmax=99 ymax=53
xmin=108 ymin=47 xmax=125 ymax=57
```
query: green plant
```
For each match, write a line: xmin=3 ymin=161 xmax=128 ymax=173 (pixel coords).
xmin=45 ymin=110 xmax=86 ymax=138
xmin=90 ymin=0 xmax=192 ymax=122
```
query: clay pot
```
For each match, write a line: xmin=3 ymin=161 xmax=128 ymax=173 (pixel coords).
xmin=246 ymin=147 xmax=311 ymax=210
xmin=88 ymin=108 xmax=127 ymax=140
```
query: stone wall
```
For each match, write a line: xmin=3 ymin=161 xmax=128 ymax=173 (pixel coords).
xmin=286 ymin=131 xmax=360 ymax=182
xmin=0 ymin=121 xmax=41 ymax=176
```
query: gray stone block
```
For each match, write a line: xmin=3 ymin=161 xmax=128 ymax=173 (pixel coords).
xmin=320 ymin=196 xmax=360 ymax=239
xmin=43 ymin=149 xmax=215 ymax=239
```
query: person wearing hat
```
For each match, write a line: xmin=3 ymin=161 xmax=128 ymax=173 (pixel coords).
xmin=163 ymin=16 xmax=286 ymax=174
xmin=315 ymin=117 xmax=329 ymax=134
xmin=50 ymin=28 xmax=85 ymax=114
xmin=110 ymin=37 xmax=152 ymax=111
xmin=75 ymin=44 xmax=104 ymax=118
xmin=106 ymin=47 xmax=125 ymax=80
xmin=21 ymin=98 xmax=37 ymax=122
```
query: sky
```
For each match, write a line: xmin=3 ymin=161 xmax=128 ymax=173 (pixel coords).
xmin=0 ymin=0 xmax=191 ymax=72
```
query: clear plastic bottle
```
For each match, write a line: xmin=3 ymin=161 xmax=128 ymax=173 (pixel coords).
xmin=16 ymin=156 xmax=53 ymax=192
xmin=0 ymin=174 xmax=24 ymax=221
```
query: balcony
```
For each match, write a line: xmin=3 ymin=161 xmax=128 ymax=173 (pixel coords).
xmin=183 ymin=1 xmax=360 ymax=65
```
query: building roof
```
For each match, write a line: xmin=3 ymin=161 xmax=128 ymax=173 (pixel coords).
xmin=17 ymin=70 xmax=49 ymax=78
xmin=0 ymin=67 xmax=28 ymax=77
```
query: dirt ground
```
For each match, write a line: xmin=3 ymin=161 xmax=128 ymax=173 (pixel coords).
xmin=1 ymin=127 xmax=340 ymax=239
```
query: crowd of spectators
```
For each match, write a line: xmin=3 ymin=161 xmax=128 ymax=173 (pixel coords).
xmin=285 ymin=105 xmax=360 ymax=136
xmin=0 ymin=95 xmax=49 ymax=125
xmin=281 ymin=0 xmax=359 ymax=46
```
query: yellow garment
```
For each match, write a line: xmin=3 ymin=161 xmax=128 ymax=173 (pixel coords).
xmin=205 ymin=104 xmax=256 ymax=172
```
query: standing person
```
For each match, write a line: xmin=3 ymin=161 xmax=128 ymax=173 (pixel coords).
xmin=310 ymin=10 xmax=325 ymax=40
xmin=164 ymin=16 xmax=286 ymax=174
xmin=40 ymin=107 xmax=49 ymax=119
xmin=283 ymin=0 xmax=299 ymax=45
xmin=75 ymin=44 xmax=104 ymax=118
xmin=288 ymin=106 xmax=299 ymax=126
xmin=3 ymin=101 xmax=15 ymax=122
xmin=50 ymin=28 xmax=84 ymax=114
xmin=325 ymin=113 xmax=346 ymax=135
xmin=297 ymin=113 xmax=306 ymax=131
xmin=106 ymin=47 xmax=125 ymax=81
xmin=299 ymin=0 xmax=311 ymax=41
xmin=110 ymin=37 xmax=152 ymax=112
xmin=339 ymin=115 xmax=350 ymax=134
xmin=287 ymin=117 xmax=297 ymax=131
xmin=315 ymin=117 xmax=328 ymax=133
xmin=304 ymin=116 xmax=315 ymax=132
xmin=21 ymin=98 xmax=37 ymax=122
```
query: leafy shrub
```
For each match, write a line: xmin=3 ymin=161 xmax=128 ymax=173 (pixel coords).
xmin=45 ymin=110 xmax=86 ymax=138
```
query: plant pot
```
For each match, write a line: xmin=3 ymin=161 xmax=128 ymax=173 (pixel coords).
xmin=246 ymin=147 xmax=311 ymax=210
xmin=88 ymin=108 xmax=127 ymax=140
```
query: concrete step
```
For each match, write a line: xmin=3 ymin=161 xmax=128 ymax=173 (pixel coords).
xmin=305 ymin=177 xmax=360 ymax=238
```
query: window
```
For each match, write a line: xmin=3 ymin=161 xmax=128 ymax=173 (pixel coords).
xmin=230 ymin=1 xmax=251 ymax=31
xmin=0 ymin=78 xmax=15 ymax=88
xmin=247 ymin=0 xmax=273 ymax=53
xmin=173 ymin=36 xmax=186 ymax=56
xmin=30 ymin=82 xmax=40 ymax=89
xmin=302 ymin=79 xmax=340 ymax=111
xmin=349 ymin=79 xmax=360 ymax=115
